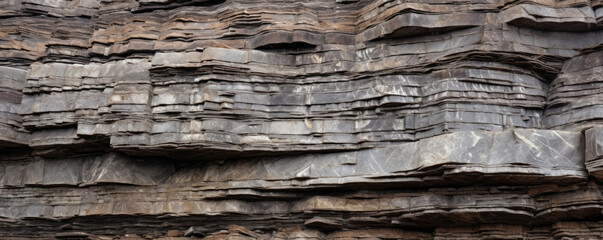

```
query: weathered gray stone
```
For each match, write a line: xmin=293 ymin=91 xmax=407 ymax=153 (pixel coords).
xmin=585 ymin=126 xmax=603 ymax=180
xmin=0 ymin=0 xmax=603 ymax=239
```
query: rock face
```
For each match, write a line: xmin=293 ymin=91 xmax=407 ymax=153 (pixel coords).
xmin=1 ymin=0 xmax=603 ymax=239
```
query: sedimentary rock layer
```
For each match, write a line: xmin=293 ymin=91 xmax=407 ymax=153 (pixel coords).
xmin=0 ymin=0 xmax=603 ymax=239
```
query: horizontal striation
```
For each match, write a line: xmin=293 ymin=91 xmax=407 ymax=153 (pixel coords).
xmin=0 ymin=0 xmax=602 ymax=239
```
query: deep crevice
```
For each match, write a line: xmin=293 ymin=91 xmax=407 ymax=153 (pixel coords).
xmin=255 ymin=42 xmax=317 ymax=53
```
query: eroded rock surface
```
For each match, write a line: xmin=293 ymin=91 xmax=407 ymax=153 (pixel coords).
xmin=1 ymin=0 xmax=603 ymax=239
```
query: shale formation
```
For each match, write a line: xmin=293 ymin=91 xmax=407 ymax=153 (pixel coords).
xmin=1 ymin=0 xmax=603 ymax=239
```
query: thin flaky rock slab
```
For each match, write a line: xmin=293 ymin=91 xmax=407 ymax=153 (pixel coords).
xmin=168 ymin=129 xmax=586 ymax=186
xmin=0 ymin=152 xmax=174 ymax=187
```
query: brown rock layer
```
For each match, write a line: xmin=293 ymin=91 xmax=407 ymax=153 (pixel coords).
xmin=1 ymin=0 xmax=603 ymax=239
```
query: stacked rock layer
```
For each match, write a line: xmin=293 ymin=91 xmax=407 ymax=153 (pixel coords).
xmin=1 ymin=0 xmax=603 ymax=239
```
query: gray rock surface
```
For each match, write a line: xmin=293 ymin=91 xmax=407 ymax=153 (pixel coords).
xmin=0 ymin=0 xmax=603 ymax=239
xmin=586 ymin=126 xmax=603 ymax=180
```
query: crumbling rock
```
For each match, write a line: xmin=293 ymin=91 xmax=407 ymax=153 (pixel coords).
xmin=1 ymin=0 xmax=603 ymax=239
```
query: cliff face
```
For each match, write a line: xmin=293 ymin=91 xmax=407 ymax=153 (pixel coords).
xmin=1 ymin=0 xmax=603 ymax=239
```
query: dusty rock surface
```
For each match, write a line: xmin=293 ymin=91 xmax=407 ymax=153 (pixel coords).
xmin=1 ymin=0 xmax=603 ymax=239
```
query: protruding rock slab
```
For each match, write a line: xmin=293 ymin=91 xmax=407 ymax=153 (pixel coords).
xmin=586 ymin=126 xmax=603 ymax=180
xmin=0 ymin=152 xmax=173 ymax=187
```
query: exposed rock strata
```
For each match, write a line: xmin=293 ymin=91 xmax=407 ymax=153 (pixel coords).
xmin=1 ymin=0 xmax=603 ymax=239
